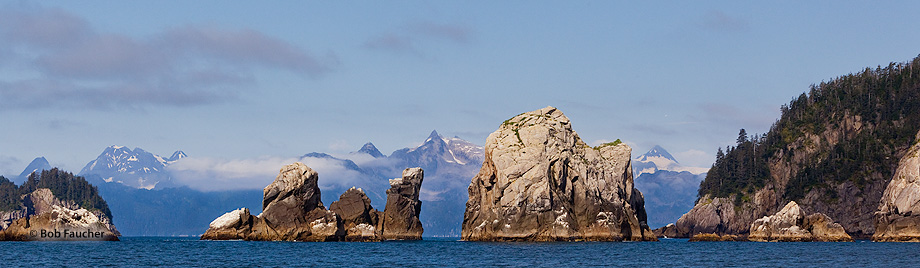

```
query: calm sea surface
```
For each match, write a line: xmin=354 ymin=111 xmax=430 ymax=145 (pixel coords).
xmin=1 ymin=237 xmax=915 ymax=267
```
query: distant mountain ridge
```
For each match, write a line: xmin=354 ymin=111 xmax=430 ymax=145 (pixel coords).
xmin=79 ymin=146 xmax=184 ymax=190
xmin=57 ymin=131 xmax=482 ymax=236
xmin=632 ymin=145 xmax=708 ymax=228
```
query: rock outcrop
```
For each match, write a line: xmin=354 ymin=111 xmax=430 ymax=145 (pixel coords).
xmin=202 ymin=163 xmax=344 ymax=241
xmin=381 ymin=168 xmax=424 ymax=240
xmin=201 ymin=162 xmax=425 ymax=241
xmin=748 ymin=201 xmax=852 ymax=242
xmin=329 ymin=187 xmax=381 ymax=241
xmin=461 ymin=106 xmax=656 ymax=241
xmin=874 ymin=138 xmax=920 ymax=242
xmin=0 ymin=188 xmax=119 ymax=241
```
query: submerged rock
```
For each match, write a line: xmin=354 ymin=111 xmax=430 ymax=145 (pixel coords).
xmin=0 ymin=188 xmax=119 ymax=241
xmin=461 ymin=106 xmax=656 ymax=241
xmin=202 ymin=162 xmax=425 ymax=241
xmin=748 ymin=201 xmax=851 ymax=242
xmin=688 ymin=233 xmax=742 ymax=242
xmin=381 ymin=168 xmax=424 ymax=240
xmin=875 ymin=137 xmax=920 ymax=242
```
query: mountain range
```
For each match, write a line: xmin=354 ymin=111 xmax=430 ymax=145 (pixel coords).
xmin=11 ymin=135 xmax=705 ymax=235
xmin=11 ymin=130 xmax=483 ymax=236
xmin=632 ymin=145 xmax=708 ymax=228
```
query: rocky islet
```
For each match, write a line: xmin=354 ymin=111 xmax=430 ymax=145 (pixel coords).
xmin=201 ymin=162 xmax=425 ymax=241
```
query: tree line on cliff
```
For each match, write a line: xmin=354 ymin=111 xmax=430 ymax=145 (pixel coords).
xmin=0 ymin=168 xmax=111 ymax=217
xmin=699 ymin=55 xmax=920 ymax=204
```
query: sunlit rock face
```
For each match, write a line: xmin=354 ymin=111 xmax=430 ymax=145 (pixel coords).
xmin=462 ymin=106 xmax=655 ymax=241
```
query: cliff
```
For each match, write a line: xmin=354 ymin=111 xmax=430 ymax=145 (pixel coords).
xmin=670 ymin=56 xmax=920 ymax=238
xmin=0 ymin=188 xmax=119 ymax=241
xmin=874 ymin=132 xmax=920 ymax=242
xmin=461 ymin=106 xmax=655 ymax=241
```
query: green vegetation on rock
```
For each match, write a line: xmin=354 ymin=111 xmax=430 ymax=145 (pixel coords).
xmin=0 ymin=169 xmax=112 ymax=217
xmin=698 ymin=55 xmax=920 ymax=204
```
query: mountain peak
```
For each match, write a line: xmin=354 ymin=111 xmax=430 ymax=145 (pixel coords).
xmin=18 ymin=157 xmax=52 ymax=179
xmin=426 ymin=130 xmax=441 ymax=141
xmin=357 ymin=142 xmax=385 ymax=158
xmin=643 ymin=145 xmax=678 ymax=163
xmin=168 ymin=150 xmax=187 ymax=162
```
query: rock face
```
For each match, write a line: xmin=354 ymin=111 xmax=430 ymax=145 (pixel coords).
xmin=0 ymin=188 xmax=119 ymax=241
xmin=748 ymin=201 xmax=852 ymax=242
xmin=201 ymin=162 xmax=425 ymax=241
xmin=381 ymin=168 xmax=424 ymax=240
xmin=461 ymin=106 xmax=656 ymax=241
xmin=874 ymin=138 xmax=920 ymax=242
xmin=201 ymin=162 xmax=343 ymax=241
xmin=329 ymin=187 xmax=381 ymax=241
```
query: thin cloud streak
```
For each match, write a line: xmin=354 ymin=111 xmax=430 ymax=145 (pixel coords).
xmin=0 ymin=5 xmax=335 ymax=111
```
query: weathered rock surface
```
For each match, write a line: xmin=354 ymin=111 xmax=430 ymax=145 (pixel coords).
xmin=874 ymin=138 xmax=920 ymax=242
xmin=748 ymin=201 xmax=852 ymax=242
xmin=461 ymin=106 xmax=656 ymax=241
xmin=0 ymin=188 xmax=119 ymax=241
xmin=381 ymin=168 xmax=424 ymax=240
xmin=688 ymin=233 xmax=742 ymax=242
xmin=202 ymin=162 xmax=344 ymax=241
xmin=202 ymin=162 xmax=425 ymax=241
xmin=329 ymin=187 xmax=381 ymax=241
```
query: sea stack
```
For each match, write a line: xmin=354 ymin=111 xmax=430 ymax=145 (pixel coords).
xmin=381 ymin=167 xmax=425 ymax=240
xmin=0 ymin=188 xmax=119 ymax=241
xmin=748 ymin=201 xmax=852 ymax=242
xmin=874 ymin=135 xmax=920 ymax=242
xmin=329 ymin=187 xmax=381 ymax=241
xmin=461 ymin=106 xmax=656 ymax=241
xmin=202 ymin=162 xmax=426 ymax=241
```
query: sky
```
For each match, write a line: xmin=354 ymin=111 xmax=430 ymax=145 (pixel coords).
xmin=3 ymin=1 xmax=920 ymax=181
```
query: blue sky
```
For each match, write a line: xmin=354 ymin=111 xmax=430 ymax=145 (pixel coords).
xmin=3 ymin=1 xmax=920 ymax=181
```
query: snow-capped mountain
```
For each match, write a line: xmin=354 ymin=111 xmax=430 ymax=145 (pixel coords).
xmin=355 ymin=142 xmax=385 ymax=158
xmin=79 ymin=146 xmax=185 ymax=190
xmin=15 ymin=157 xmax=53 ymax=184
xmin=389 ymin=130 xmax=484 ymax=173
xmin=167 ymin=150 xmax=187 ymax=163
xmin=632 ymin=145 xmax=709 ymax=228
xmin=633 ymin=145 xmax=709 ymax=176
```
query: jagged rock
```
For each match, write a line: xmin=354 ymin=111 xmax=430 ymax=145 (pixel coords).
xmin=381 ymin=168 xmax=425 ymax=240
xmin=874 ymin=137 xmax=920 ymax=242
xmin=461 ymin=106 xmax=656 ymax=241
xmin=329 ymin=187 xmax=381 ymax=241
xmin=201 ymin=162 xmax=344 ymax=241
xmin=202 ymin=162 xmax=426 ymax=242
xmin=0 ymin=188 xmax=119 ymax=241
xmin=748 ymin=201 xmax=851 ymax=242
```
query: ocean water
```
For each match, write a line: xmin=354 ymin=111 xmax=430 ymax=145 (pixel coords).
xmin=1 ymin=237 xmax=916 ymax=267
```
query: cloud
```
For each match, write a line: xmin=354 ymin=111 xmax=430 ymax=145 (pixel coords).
xmin=363 ymin=33 xmax=419 ymax=56
xmin=410 ymin=22 xmax=472 ymax=43
xmin=0 ymin=5 xmax=335 ymax=111
xmin=167 ymin=156 xmax=299 ymax=192
xmin=364 ymin=21 xmax=472 ymax=56
xmin=673 ymin=149 xmax=713 ymax=169
xmin=700 ymin=10 xmax=749 ymax=33
xmin=167 ymin=155 xmax=379 ymax=192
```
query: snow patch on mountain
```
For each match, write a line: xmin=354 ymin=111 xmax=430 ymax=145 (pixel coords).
xmin=633 ymin=145 xmax=709 ymax=176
